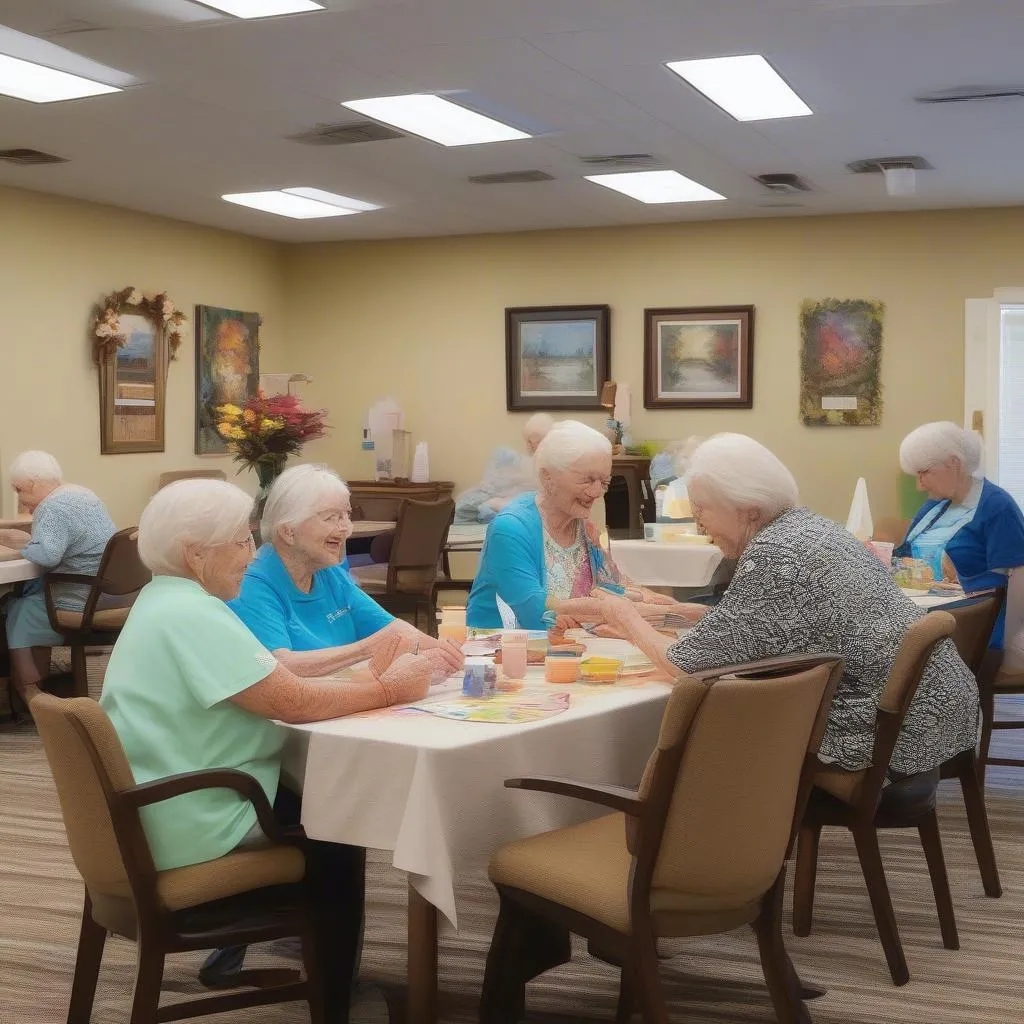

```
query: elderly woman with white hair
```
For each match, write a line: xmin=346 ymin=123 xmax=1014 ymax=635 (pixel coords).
xmin=230 ymin=464 xmax=463 ymax=677
xmin=99 ymin=478 xmax=442 ymax=1020
xmin=593 ymin=433 xmax=979 ymax=777
xmin=467 ymin=419 xmax=699 ymax=630
xmin=895 ymin=420 xmax=1024 ymax=648
xmin=0 ymin=450 xmax=114 ymax=700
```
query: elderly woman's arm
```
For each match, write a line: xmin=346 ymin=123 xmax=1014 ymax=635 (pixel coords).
xmin=0 ymin=528 xmax=29 ymax=551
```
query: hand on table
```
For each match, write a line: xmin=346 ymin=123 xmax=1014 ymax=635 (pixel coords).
xmin=0 ymin=529 xmax=28 ymax=549
xmin=376 ymin=652 xmax=433 ymax=705
xmin=413 ymin=634 xmax=465 ymax=675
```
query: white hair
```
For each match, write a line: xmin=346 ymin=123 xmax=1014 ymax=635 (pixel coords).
xmin=138 ymin=479 xmax=253 ymax=576
xmin=9 ymin=450 xmax=62 ymax=485
xmin=899 ymin=421 xmax=983 ymax=477
xmin=534 ymin=419 xmax=612 ymax=475
xmin=523 ymin=413 xmax=555 ymax=443
xmin=685 ymin=433 xmax=798 ymax=518
xmin=261 ymin=464 xmax=350 ymax=541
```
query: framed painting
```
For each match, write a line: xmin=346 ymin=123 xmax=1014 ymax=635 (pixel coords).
xmin=195 ymin=305 xmax=261 ymax=455
xmin=643 ymin=306 xmax=754 ymax=409
xmin=800 ymin=297 xmax=884 ymax=426
xmin=506 ymin=305 xmax=611 ymax=411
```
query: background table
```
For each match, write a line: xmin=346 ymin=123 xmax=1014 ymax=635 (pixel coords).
xmin=348 ymin=519 xmax=395 ymax=538
xmin=903 ymin=588 xmax=967 ymax=609
xmin=609 ymin=537 xmax=724 ymax=588
xmin=445 ymin=523 xmax=487 ymax=552
xmin=283 ymin=645 xmax=669 ymax=1023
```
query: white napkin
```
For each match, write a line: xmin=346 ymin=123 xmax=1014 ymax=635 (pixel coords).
xmin=845 ymin=477 xmax=874 ymax=542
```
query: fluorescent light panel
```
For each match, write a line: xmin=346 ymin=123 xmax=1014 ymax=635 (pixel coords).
xmin=585 ymin=170 xmax=725 ymax=205
xmin=666 ymin=54 xmax=812 ymax=121
xmin=195 ymin=1 xmax=325 ymax=18
xmin=0 ymin=52 xmax=121 ymax=103
xmin=341 ymin=94 xmax=530 ymax=147
xmin=222 ymin=188 xmax=380 ymax=219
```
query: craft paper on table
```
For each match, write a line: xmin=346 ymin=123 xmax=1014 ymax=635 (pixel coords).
xmin=399 ymin=690 xmax=572 ymax=724
xmin=800 ymin=298 xmax=884 ymax=426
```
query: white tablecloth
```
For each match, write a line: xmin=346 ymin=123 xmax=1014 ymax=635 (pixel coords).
xmin=609 ymin=538 xmax=724 ymax=588
xmin=283 ymin=644 xmax=669 ymax=928
xmin=903 ymin=588 xmax=967 ymax=609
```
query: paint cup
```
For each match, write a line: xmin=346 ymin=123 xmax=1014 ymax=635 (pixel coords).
xmin=500 ymin=630 xmax=529 ymax=681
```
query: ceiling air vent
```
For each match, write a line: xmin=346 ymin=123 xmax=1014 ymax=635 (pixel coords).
xmin=847 ymin=155 xmax=932 ymax=174
xmin=468 ymin=170 xmax=554 ymax=185
xmin=754 ymin=172 xmax=812 ymax=194
xmin=288 ymin=121 xmax=405 ymax=146
xmin=0 ymin=148 xmax=68 ymax=165
xmin=916 ymin=86 xmax=1024 ymax=104
xmin=579 ymin=153 xmax=658 ymax=168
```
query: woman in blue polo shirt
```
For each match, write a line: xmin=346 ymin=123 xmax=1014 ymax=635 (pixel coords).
xmin=897 ymin=421 xmax=1024 ymax=647
xmin=230 ymin=464 xmax=463 ymax=677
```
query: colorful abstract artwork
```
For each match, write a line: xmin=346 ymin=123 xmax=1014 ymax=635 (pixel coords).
xmin=643 ymin=306 xmax=754 ymax=409
xmin=800 ymin=298 xmax=884 ymax=426
xmin=195 ymin=305 xmax=261 ymax=455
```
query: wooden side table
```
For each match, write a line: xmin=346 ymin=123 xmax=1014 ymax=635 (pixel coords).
xmin=607 ymin=456 xmax=652 ymax=539
xmin=347 ymin=480 xmax=455 ymax=522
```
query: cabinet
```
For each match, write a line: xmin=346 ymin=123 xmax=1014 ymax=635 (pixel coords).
xmin=605 ymin=456 xmax=652 ymax=539
xmin=347 ymin=480 xmax=455 ymax=522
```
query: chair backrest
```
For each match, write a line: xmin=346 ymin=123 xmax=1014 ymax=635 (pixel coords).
xmin=386 ymin=497 xmax=456 ymax=593
xmin=158 ymin=468 xmax=227 ymax=490
xmin=31 ymin=694 xmax=146 ymax=906
xmin=632 ymin=658 xmax=840 ymax=910
xmin=97 ymin=527 xmax=152 ymax=598
xmin=940 ymin=590 xmax=1005 ymax=675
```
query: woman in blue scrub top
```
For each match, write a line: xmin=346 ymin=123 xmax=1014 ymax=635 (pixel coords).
xmin=896 ymin=421 xmax=1024 ymax=647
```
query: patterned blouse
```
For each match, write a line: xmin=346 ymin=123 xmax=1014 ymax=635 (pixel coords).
xmin=543 ymin=523 xmax=594 ymax=600
xmin=667 ymin=507 xmax=979 ymax=774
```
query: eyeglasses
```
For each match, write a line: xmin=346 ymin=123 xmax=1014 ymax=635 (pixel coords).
xmin=226 ymin=535 xmax=256 ymax=551
xmin=315 ymin=510 xmax=351 ymax=527
xmin=573 ymin=473 xmax=611 ymax=492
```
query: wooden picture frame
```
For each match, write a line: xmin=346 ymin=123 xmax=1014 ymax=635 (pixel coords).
xmin=506 ymin=304 xmax=611 ymax=411
xmin=99 ymin=307 xmax=168 ymax=454
xmin=643 ymin=305 xmax=754 ymax=410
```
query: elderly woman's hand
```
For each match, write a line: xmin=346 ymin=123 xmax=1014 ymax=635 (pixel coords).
xmin=588 ymin=591 xmax=647 ymax=636
xmin=376 ymin=652 xmax=434 ymax=705
xmin=0 ymin=528 xmax=28 ymax=550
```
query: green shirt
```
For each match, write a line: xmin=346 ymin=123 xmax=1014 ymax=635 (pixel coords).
xmin=100 ymin=575 xmax=283 ymax=871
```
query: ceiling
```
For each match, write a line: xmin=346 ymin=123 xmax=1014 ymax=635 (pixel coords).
xmin=0 ymin=0 xmax=1022 ymax=242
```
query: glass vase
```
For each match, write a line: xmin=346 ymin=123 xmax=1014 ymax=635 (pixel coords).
xmin=252 ymin=456 xmax=287 ymax=544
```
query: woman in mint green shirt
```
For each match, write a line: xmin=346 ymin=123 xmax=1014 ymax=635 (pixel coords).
xmin=100 ymin=478 xmax=441 ymax=1022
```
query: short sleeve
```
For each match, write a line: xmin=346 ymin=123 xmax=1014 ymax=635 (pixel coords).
xmin=229 ymin=576 xmax=292 ymax=653
xmin=22 ymin=502 xmax=71 ymax=570
xmin=166 ymin=598 xmax=277 ymax=708
xmin=338 ymin=569 xmax=394 ymax=639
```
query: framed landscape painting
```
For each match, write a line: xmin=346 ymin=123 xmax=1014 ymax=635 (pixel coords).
xmin=506 ymin=305 xmax=611 ymax=411
xmin=644 ymin=306 xmax=754 ymax=409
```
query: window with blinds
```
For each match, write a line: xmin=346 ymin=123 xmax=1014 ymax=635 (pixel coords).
xmin=998 ymin=305 xmax=1024 ymax=506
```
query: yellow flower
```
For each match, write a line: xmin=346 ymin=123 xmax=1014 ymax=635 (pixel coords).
xmin=243 ymin=408 xmax=257 ymax=424
xmin=228 ymin=426 xmax=248 ymax=441
xmin=216 ymin=403 xmax=243 ymax=419
xmin=260 ymin=417 xmax=283 ymax=433
xmin=216 ymin=422 xmax=233 ymax=438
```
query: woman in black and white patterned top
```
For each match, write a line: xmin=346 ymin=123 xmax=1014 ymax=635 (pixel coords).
xmin=593 ymin=434 xmax=979 ymax=775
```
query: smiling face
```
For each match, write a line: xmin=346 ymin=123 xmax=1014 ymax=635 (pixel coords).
xmin=541 ymin=450 xmax=613 ymax=521
xmin=185 ymin=529 xmax=255 ymax=601
xmin=688 ymin=480 xmax=764 ymax=560
xmin=280 ymin=497 xmax=354 ymax=570
xmin=914 ymin=456 xmax=965 ymax=501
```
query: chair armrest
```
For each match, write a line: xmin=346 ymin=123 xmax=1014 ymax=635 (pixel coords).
xmin=505 ymin=775 xmax=644 ymax=815
xmin=43 ymin=572 xmax=100 ymax=586
xmin=120 ymin=768 xmax=284 ymax=843
xmin=690 ymin=652 xmax=842 ymax=682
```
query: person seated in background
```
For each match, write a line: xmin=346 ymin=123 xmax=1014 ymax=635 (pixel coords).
xmin=0 ymin=450 xmax=115 ymax=702
xmin=591 ymin=433 xmax=980 ymax=778
xmin=231 ymin=464 xmax=463 ymax=678
xmin=896 ymin=420 xmax=1024 ymax=647
xmin=466 ymin=420 xmax=704 ymax=630
xmin=454 ymin=446 xmax=535 ymax=524
xmin=98 ymin=478 xmax=442 ymax=1022
xmin=523 ymin=412 xmax=555 ymax=455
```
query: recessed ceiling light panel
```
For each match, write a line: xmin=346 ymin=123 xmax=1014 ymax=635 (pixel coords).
xmin=584 ymin=170 xmax=725 ymax=204
xmin=194 ymin=1 xmax=325 ymax=18
xmin=341 ymin=94 xmax=530 ymax=147
xmin=222 ymin=188 xmax=380 ymax=219
xmin=0 ymin=52 xmax=121 ymax=103
xmin=666 ymin=54 xmax=812 ymax=122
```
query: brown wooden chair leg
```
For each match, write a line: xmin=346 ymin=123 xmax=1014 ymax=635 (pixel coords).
xmin=953 ymin=750 xmax=1002 ymax=897
xmin=70 ymin=644 xmax=89 ymax=699
xmin=631 ymin=932 xmax=670 ymax=1024
xmin=977 ymin=684 xmax=995 ymax=786
xmin=67 ymin=897 xmax=107 ymax=1024
xmin=615 ymin=967 xmax=635 ymax=1024
xmin=792 ymin=821 xmax=821 ymax=937
xmin=754 ymin=874 xmax=811 ymax=1024
xmin=128 ymin=937 xmax=164 ymax=1024
xmin=917 ymin=810 xmax=960 ymax=950
xmin=851 ymin=825 xmax=909 ymax=986
xmin=300 ymin=915 xmax=326 ymax=1024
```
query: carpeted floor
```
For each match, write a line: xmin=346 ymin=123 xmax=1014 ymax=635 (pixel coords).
xmin=1 ymin=654 xmax=1023 ymax=1024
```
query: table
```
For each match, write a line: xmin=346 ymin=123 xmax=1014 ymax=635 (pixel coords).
xmin=608 ymin=455 xmax=651 ymax=539
xmin=0 ymin=552 xmax=42 ymax=586
xmin=609 ymin=538 xmax=724 ymax=588
xmin=347 ymin=480 xmax=455 ymax=522
xmin=348 ymin=519 xmax=395 ymax=538
xmin=445 ymin=523 xmax=487 ymax=552
xmin=903 ymin=588 xmax=967 ymax=609
xmin=283 ymin=641 xmax=670 ymax=1024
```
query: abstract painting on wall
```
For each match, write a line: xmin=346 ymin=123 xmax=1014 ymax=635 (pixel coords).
xmin=643 ymin=306 xmax=754 ymax=409
xmin=799 ymin=298 xmax=884 ymax=426
xmin=505 ymin=305 xmax=610 ymax=410
xmin=195 ymin=305 xmax=261 ymax=455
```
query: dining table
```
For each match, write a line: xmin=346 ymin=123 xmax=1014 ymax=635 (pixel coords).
xmin=348 ymin=519 xmax=396 ymax=538
xmin=282 ymin=636 xmax=670 ymax=1024
xmin=0 ymin=548 xmax=42 ymax=586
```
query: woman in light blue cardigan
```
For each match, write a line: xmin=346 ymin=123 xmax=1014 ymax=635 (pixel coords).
xmin=466 ymin=421 xmax=698 ymax=630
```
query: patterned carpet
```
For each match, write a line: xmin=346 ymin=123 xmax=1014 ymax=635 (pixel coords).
xmin=1 ymin=654 xmax=1022 ymax=1024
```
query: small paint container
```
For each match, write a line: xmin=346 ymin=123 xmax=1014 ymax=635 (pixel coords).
xmin=544 ymin=651 xmax=581 ymax=684
xmin=462 ymin=657 xmax=497 ymax=698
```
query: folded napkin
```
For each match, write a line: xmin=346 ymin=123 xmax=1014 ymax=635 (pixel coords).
xmin=845 ymin=477 xmax=874 ymax=542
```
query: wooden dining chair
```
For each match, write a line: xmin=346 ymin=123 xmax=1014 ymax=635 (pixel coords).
xmin=157 ymin=468 xmax=227 ymax=490
xmin=349 ymin=497 xmax=455 ymax=635
xmin=31 ymin=692 xmax=324 ymax=1024
xmin=792 ymin=612 xmax=960 ymax=987
xmin=480 ymin=654 xmax=843 ymax=1024
xmin=43 ymin=528 xmax=151 ymax=698
xmin=937 ymin=591 xmax=1004 ymax=898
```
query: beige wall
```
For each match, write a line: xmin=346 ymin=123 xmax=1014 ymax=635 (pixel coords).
xmin=285 ymin=208 xmax=1024 ymax=521
xmin=0 ymin=186 xmax=286 ymax=525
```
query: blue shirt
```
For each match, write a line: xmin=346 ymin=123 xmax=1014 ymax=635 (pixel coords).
xmin=229 ymin=544 xmax=393 ymax=652
xmin=896 ymin=478 xmax=1024 ymax=647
